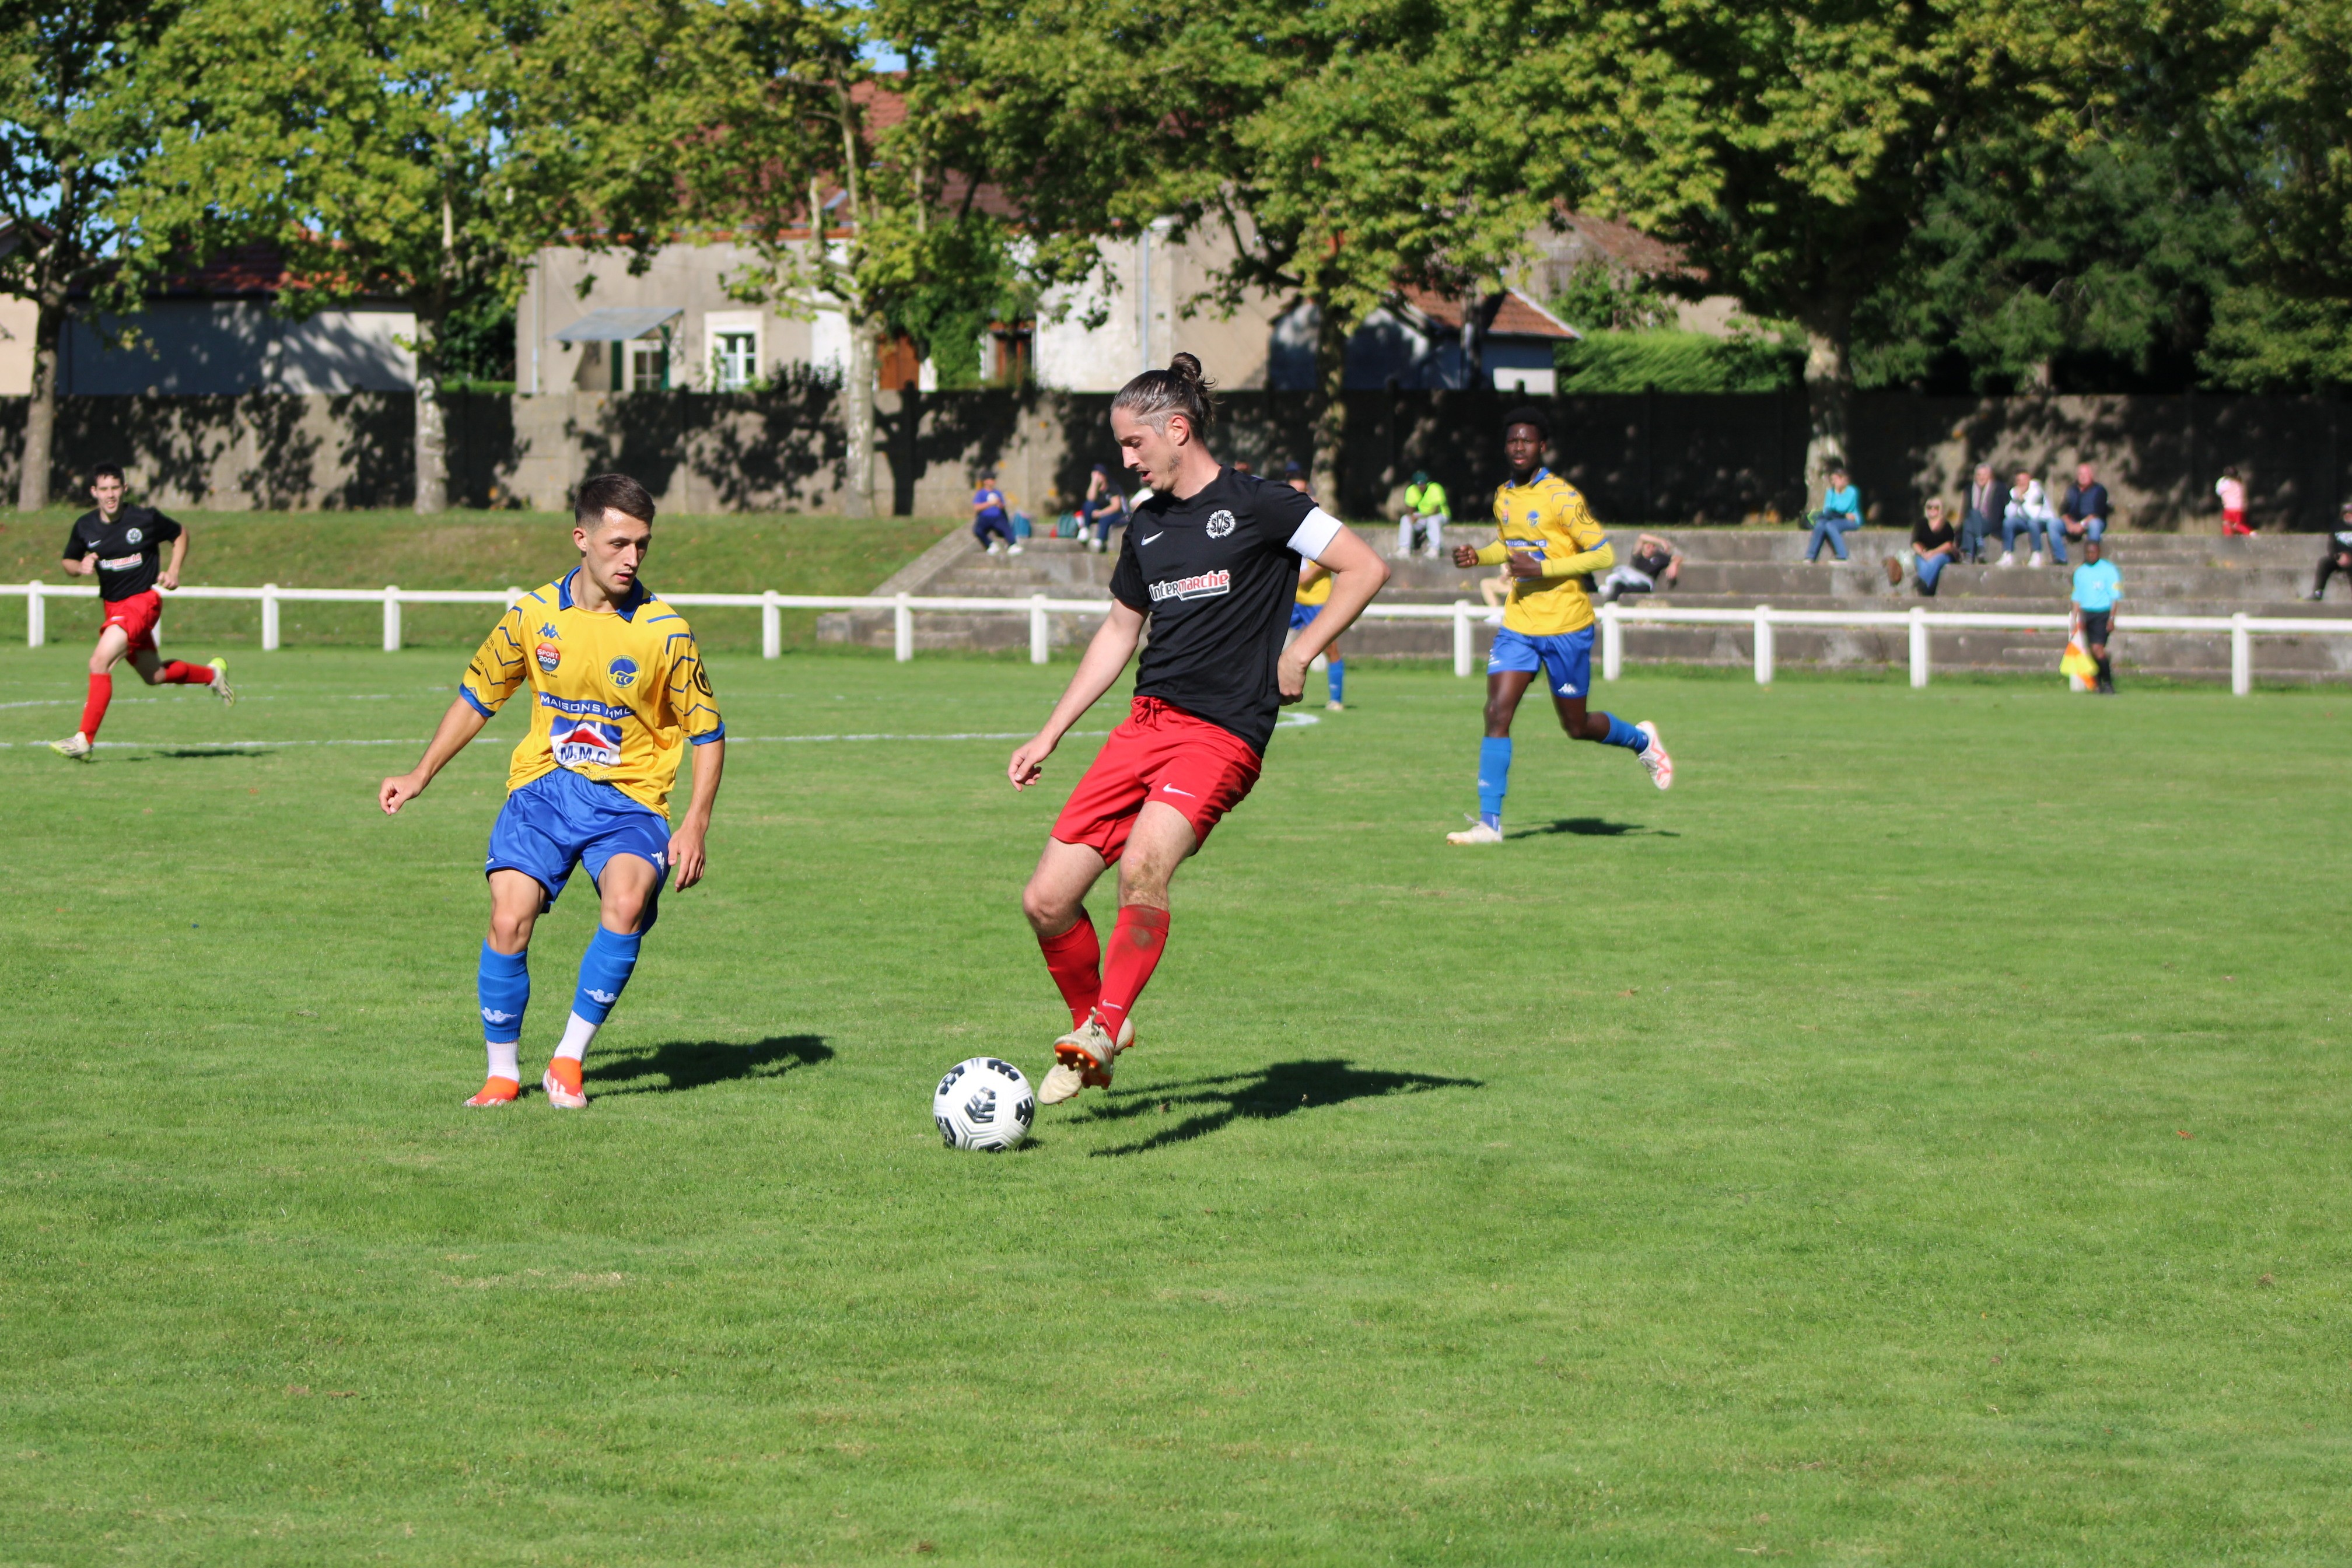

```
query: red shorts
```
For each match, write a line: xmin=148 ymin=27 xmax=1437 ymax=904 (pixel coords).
xmin=101 ymin=590 xmax=162 ymax=654
xmin=1051 ymin=697 xmax=1262 ymax=863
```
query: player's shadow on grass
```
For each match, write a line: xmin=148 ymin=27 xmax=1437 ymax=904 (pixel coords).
xmin=1079 ymin=1058 xmax=1479 ymax=1157
xmin=583 ymin=1035 xmax=831 ymax=1096
xmin=1510 ymin=817 xmax=1678 ymax=839
xmin=124 ymin=748 xmax=259 ymax=762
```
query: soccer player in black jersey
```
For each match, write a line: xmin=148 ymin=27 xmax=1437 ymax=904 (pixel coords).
xmin=1007 ymin=355 xmax=1390 ymax=1105
xmin=51 ymin=464 xmax=232 ymax=760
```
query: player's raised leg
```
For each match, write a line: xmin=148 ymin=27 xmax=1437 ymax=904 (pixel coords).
xmin=472 ymin=871 xmax=544 ymax=1105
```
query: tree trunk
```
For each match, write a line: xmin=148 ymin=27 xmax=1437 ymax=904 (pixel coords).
xmin=1797 ymin=300 xmax=1854 ymax=499
xmin=1307 ymin=297 xmax=1350 ymax=510
xmin=413 ymin=312 xmax=446 ymax=514
xmin=843 ymin=313 xmax=876 ymax=518
xmin=18 ymin=300 xmax=57 ymax=511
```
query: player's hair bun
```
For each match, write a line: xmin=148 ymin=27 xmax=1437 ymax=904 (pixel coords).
xmin=1170 ymin=352 xmax=1205 ymax=384
xmin=1115 ymin=353 xmax=1216 ymax=436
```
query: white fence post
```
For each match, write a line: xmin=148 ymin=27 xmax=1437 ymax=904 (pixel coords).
xmin=1754 ymin=605 xmax=1773 ymax=685
xmin=1909 ymin=605 xmax=1930 ymax=688
xmin=261 ymin=583 xmax=281 ymax=652
xmin=761 ymin=590 xmax=781 ymax=659
xmin=506 ymin=586 xmax=525 ymax=609
xmin=894 ymin=592 xmax=914 ymax=663
xmin=382 ymin=586 xmax=401 ymax=652
xmin=2232 ymin=612 xmax=2250 ymax=696
xmin=1029 ymin=594 xmax=1049 ymax=664
xmin=1600 ymin=601 xmax=1623 ymax=681
xmin=26 ymin=580 xmax=43 ymax=649
xmin=1452 ymin=600 xmax=1472 ymax=678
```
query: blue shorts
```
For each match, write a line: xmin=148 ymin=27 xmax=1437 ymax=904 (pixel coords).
xmin=1288 ymin=601 xmax=1324 ymax=631
xmin=487 ymin=768 xmax=671 ymax=926
xmin=1488 ymin=625 xmax=1594 ymax=699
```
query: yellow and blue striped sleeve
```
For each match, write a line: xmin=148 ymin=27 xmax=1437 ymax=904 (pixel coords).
xmin=661 ymin=625 xmax=724 ymax=744
xmin=459 ymin=603 xmax=530 ymax=717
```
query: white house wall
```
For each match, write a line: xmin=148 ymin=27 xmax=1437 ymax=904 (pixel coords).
xmin=57 ymin=301 xmax=415 ymax=394
xmin=522 ymin=243 xmax=821 ymax=394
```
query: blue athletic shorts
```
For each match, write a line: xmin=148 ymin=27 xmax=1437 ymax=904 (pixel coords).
xmin=487 ymin=768 xmax=671 ymax=924
xmin=1488 ymin=625 xmax=1594 ymax=699
xmin=1288 ymin=601 xmax=1324 ymax=631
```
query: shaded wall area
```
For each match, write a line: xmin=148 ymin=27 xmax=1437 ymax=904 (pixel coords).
xmin=5 ymin=388 xmax=2348 ymax=528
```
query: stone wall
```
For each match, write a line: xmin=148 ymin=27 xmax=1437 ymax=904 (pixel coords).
xmin=5 ymin=386 xmax=2347 ymax=529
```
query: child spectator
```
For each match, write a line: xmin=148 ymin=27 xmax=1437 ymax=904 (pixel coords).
xmin=972 ymin=473 xmax=1020 ymax=555
xmin=2216 ymin=468 xmax=2253 ymax=536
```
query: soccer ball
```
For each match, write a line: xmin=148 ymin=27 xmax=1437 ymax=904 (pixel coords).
xmin=932 ymin=1057 xmax=1035 ymax=1152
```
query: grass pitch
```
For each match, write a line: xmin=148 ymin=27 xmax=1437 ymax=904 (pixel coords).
xmin=2 ymin=646 xmax=2348 ymax=1565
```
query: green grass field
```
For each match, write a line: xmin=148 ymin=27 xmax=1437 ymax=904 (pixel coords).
xmin=0 ymin=510 xmax=956 ymax=656
xmin=3 ymin=644 xmax=2348 ymax=1565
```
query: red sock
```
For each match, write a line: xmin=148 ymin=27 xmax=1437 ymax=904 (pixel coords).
xmin=1095 ymin=905 xmax=1170 ymax=1034
xmin=1037 ymin=914 xmax=1101 ymax=1027
xmin=79 ymin=672 xmax=112 ymax=740
xmin=159 ymin=660 xmax=214 ymax=685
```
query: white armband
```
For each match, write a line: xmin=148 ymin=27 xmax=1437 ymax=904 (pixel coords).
xmin=1287 ymin=506 xmax=1343 ymax=563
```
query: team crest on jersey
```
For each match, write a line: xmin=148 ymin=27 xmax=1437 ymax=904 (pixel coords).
xmin=1149 ymin=568 xmax=1233 ymax=603
xmin=608 ymin=656 xmax=639 ymax=688
xmin=535 ymin=642 xmax=561 ymax=673
xmin=1205 ymin=509 xmax=1236 ymax=538
xmin=551 ymin=717 xmax=624 ymax=770
xmin=125 ymin=527 xmax=143 ymax=544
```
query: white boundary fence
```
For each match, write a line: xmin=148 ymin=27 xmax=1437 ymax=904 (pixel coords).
xmin=5 ymin=581 xmax=2348 ymax=697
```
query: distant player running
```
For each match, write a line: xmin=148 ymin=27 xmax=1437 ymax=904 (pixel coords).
xmin=379 ymin=474 xmax=726 ymax=1109
xmin=1009 ymin=355 xmax=1389 ymax=1104
xmin=50 ymin=463 xmax=232 ymax=759
xmin=1446 ymin=408 xmax=1671 ymax=844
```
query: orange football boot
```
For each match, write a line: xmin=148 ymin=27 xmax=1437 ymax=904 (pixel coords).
xmin=542 ymin=1058 xmax=587 ymax=1110
xmin=465 ymin=1076 xmax=521 ymax=1107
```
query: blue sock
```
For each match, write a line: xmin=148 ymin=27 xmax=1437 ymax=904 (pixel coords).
xmin=1601 ymin=713 xmax=1648 ymax=754
xmin=1327 ymin=659 xmax=1344 ymax=705
xmin=571 ymin=925 xmax=643 ymax=1026
xmin=1477 ymin=736 xmax=1513 ymax=829
xmin=478 ymin=943 xmax=528 ymax=1044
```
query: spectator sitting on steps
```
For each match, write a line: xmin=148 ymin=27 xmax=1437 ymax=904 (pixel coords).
xmin=1887 ymin=498 xmax=1961 ymax=596
xmin=1999 ymin=470 xmax=2060 ymax=567
xmin=2311 ymin=501 xmax=2352 ymax=601
xmin=1960 ymin=463 xmax=2003 ymax=562
xmin=1398 ymin=470 xmax=1450 ymax=559
xmin=1805 ymin=467 xmax=1863 ymax=562
xmin=2060 ymin=462 xmax=2109 ymax=550
xmin=1077 ymin=464 xmax=1126 ymax=554
xmin=1597 ymin=533 xmax=1682 ymax=603
xmin=972 ymin=472 xmax=1021 ymax=556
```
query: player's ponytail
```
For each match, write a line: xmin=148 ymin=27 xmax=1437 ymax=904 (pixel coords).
xmin=1114 ymin=352 xmax=1216 ymax=440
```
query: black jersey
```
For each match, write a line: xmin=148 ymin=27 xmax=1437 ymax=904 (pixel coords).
xmin=63 ymin=505 xmax=181 ymax=601
xmin=1108 ymin=467 xmax=1342 ymax=753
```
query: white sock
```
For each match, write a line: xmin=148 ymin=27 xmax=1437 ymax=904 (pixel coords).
xmin=486 ymin=1040 xmax=520 ymax=1082
xmin=555 ymin=1012 xmax=599 ymax=1063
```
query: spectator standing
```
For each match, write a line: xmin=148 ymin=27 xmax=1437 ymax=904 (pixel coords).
xmin=1077 ymin=464 xmax=1126 ymax=554
xmin=1398 ymin=470 xmax=1451 ymax=559
xmin=1889 ymin=498 xmax=1961 ymax=596
xmin=2216 ymin=467 xmax=2253 ymax=535
xmin=2310 ymin=501 xmax=2352 ymax=600
xmin=2070 ymin=537 xmax=2122 ymax=694
xmin=1596 ymin=533 xmax=1682 ymax=603
xmin=2059 ymin=463 xmax=2109 ymax=550
xmin=1999 ymin=470 xmax=2062 ymax=566
xmin=1960 ymin=463 xmax=2003 ymax=562
xmin=973 ymin=473 xmax=1021 ymax=556
xmin=1805 ymin=467 xmax=1864 ymax=562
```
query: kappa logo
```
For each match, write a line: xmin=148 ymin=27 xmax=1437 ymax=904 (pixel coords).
xmin=551 ymin=716 xmax=624 ymax=770
xmin=587 ymin=988 xmax=618 ymax=1006
xmin=608 ymin=656 xmax=640 ymax=688
xmin=535 ymin=642 xmax=561 ymax=674
xmin=538 ymin=622 xmax=561 ymax=640
xmin=481 ymin=1007 xmax=517 ymax=1025
xmin=1149 ymin=568 xmax=1233 ymax=603
xmin=1206 ymin=509 xmax=1236 ymax=538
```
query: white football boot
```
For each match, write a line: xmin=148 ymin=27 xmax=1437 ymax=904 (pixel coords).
xmin=1636 ymin=721 xmax=1674 ymax=790
xmin=1445 ymin=818 xmax=1504 ymax=845
xmin=1038 ymin=1013 xmax=1133 ymax=1105
xmin=50 ymin=733 xmax=92 ymax=761
xmin=208 ymin=657 xmax=235 ymax=706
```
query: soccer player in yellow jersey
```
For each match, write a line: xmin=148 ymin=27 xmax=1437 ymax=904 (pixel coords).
xmin=1445 ymin=408 xmax=1672 ymax=844
xmin=377 ymin=474 xmax=726 ymax=1108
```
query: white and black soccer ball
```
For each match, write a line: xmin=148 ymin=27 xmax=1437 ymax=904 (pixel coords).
xmin=932 ymin=1057 xmax=1034 ymax=1152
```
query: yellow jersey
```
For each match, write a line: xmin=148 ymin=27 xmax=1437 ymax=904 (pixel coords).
xmin=1295 ymin=568 xmax=1333 ymax=607
xmin=1476 ymin=468 xmax=1614 ymax=636
xmin=459 ymin=570 xmax=724 ymax=816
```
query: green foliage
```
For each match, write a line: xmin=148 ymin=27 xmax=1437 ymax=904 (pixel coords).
xmin=2202 ymin=285 xmax=2352 ymax=391
xmin=437 ymin=282 xmax=517 ymax=386
xmin=1556 ymin=327 xmax=1802 ymax=393
xmin=1548 ymin=260 xmax=1675 ymax=335
xmin=5 ymin=661 xmax=2351 ymax=1561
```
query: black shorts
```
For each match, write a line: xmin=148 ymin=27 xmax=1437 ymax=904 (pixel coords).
xmin=2079 ymin=610 xmax=2112 ymax=644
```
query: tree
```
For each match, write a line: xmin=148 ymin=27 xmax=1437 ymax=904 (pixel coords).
xmin=0 ymin=1 xmax=179 ymax=510
xmin=124 ymin=0 xmax=544 ymax=513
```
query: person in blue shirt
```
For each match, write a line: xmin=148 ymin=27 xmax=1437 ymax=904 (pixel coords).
xmin=1805 ymin=467 xmax=1863 ymax=562
xmin=972 ymin=474 xmax=1020 ymax=555
xmin=2070 ymin=537 xmax=2122 ymax=695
